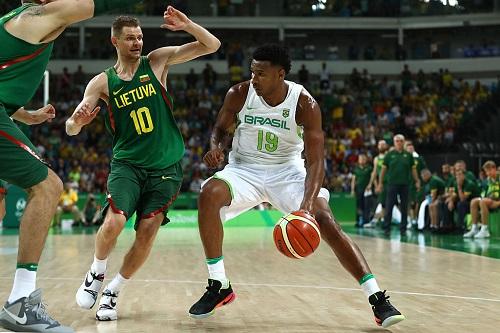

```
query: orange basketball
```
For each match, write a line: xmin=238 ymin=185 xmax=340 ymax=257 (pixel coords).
xmin=273 ymin=211 xmax=321 ymax=259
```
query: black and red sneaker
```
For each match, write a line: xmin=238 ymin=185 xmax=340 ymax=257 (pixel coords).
xmin=189 ymin=279 xmax=236 ymax=319
xmin=369 ymin=290 xmax=405 ymax=328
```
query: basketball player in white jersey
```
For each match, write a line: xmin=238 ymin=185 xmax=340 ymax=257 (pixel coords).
xmin=188 ymin=44 xmax=404 ymax=328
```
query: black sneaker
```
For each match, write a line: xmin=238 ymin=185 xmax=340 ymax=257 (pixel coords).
xmin=369 ymin=290 xmax=405 ymax=328
xmin=189 ymin=279 xmax=236 ymax=319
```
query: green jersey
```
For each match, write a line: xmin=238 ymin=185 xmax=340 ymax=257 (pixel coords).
xmin=484 ymin=175 xmax=500 ymax=200
xmin=414 ymin=155 xmax=426 ymax=180
xmin=444 ymin=175 xmax=455 ymax=193
xmin=454 ymin=178 xmax=480 ymax=199
xmin=383 ymin=149 xmax=415 ymax=185
xmin=376 ymin=153 xmax=387 ymax=184
xmin=353 ymin=165 xmax=372 ymax=192
xmin=424 ymin=175 xmax=445 ymax=196
xmin=105 ymin=57 xmax=184 ymax=169
xmin=0 ymin=4 xmax=53 ymax=115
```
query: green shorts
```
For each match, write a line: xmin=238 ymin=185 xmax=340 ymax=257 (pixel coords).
xmin=0 ymin=108 xmax=48 ymax=189
xmin=102 ymin=159 xmax=183 ymax=230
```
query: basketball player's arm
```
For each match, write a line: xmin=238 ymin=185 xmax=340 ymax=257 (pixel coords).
xmin=204 ymin=83 xmax=246 ymax=167
xmin=297 ymin=91 xmax=324 ymax=213
xmin=367 ymin=157 xmax=378 ymax=190
xmin=148 ymin=6 xmax=220 ymax=79
xmin=350 ymin=175 xmax=356 ymax=195
xmin=7 ymin=0 xmax=143 ymax=44
xmin=378 ymin=166 xmax=387 ymax=192
xmin=412 ymin=165 xmax=421 ymax=191
xmin=66 ymin=73 xmax=107 ymax=136
xmin=11 ymin=105 xmax=55 ymax=125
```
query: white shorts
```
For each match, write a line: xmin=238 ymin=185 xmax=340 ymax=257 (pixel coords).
xmin=202 ymin=162 xmax=330 ymax=222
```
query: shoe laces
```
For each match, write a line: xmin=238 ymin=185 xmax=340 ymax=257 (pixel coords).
xmin=90 ymin=271 xmax=104 ymax=282
xmin=372 ymin=290 xmax=393 ymax=309
xmin=28 ymin=301 xmax=58 ymax=325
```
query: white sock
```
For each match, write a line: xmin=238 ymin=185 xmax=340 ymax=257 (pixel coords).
xmin=207 ymin=258 xmax=228 ymax=288
xmin=480 ymin=224 xmax=489 ymax=231
xmin=107 ymin=273 xmax=128 ymax=294
xmin=360 ymin=274 xmax=381 ymax=298
xmin=91 ymin=255 xmax=107 ymax=275
xmin=8 ymin=269 xmax=36 ymax=303
xmin=471 ymin=224 xmax=479 ymax=232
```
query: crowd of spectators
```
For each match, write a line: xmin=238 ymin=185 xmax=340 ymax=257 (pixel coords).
xmin=20 ymin=63 xmax=496 ymax=197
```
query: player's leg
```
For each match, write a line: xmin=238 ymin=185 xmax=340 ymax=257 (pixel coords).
xmin=464 ymin=197 xmax=481 ymax=237
xmin=96 ymin=163 xmax=182 ymax=321
xmin=189 ymin=165 xmax=264 ymax=318
xmin=475 ymin=198 xmax=496 ymax=238
xmin=267 ymin=165 xmax=404 ymax=329
xmin=398 ymin=185 xmax=409 ymax=235
xmin=429 ymin=201 xmax=438 ymax=229
xmin=96 ymin=213 xmax=163 ymax=321
xmin=312 ymin=198 xmax=405 ymax=328
xmin=76 ymin=161 xmax=140 ymax=310
xmin=0 ymin=111 xmax=72 ymax=332
xmin=383 ymin=185 xmax=397 ymax=236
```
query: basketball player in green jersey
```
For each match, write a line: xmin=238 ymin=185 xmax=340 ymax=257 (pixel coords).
xmin=188 ymin=44 xmax=404 ymax=329
xmin=0 ymin=1 xmax=146 ymax=332
xmin=66 ymin=9 xmax=220 ymax=321
xmin=366 ymin=140 xmax=389 ymax=226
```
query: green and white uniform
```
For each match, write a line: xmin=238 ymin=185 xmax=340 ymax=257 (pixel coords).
xmin=207 ymin=81 xmax=329 ymax=222
xmin=0 ymin=4 xmax=53 ymax=188
xmin=103 ymin=57 xmax=184 ymax=228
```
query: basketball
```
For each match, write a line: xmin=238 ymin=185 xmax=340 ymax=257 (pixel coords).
xmin=273 ymin=211 xmax=321 ymax=259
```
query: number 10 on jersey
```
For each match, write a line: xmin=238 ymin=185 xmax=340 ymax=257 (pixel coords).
xmin=257 ymin=130 xmax=279 ymax=152
xmin=130 ymin=107 xmax=154 ymax=135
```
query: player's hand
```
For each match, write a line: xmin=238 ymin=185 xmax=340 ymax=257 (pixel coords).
xmin=203 ymin=148 xmax=225 ymax=168
xmin=73 ymin=103 xmax=100 ymax=126
xmin=31 ymin=104 xmax=56 ymax=125
xmin=161 ymin=6 xmax=191 ymax=31
xmin=297 ymin=208 xmax=315 ymax=219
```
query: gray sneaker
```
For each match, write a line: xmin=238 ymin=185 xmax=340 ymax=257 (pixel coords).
xmin=0 ymin=289 xmax=74 ymax=332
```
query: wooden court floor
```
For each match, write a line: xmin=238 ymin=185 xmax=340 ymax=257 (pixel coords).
xmin=1 ymin=226 xmax=500 ymax=332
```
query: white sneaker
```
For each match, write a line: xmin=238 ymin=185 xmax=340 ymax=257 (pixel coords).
xmin=76 ymin=270 xmax=104 ymax=309
xmin=463 ymin=227 xmax=479 ymax=238
xmin=96 ymin=289 xmax=118 ymax=321
xmin=474 ymin=228 xmax=490 ymax=239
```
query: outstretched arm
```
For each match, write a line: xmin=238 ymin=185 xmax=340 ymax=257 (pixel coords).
xmin=11 ymin=105 xmax=55 ymax=125
xmin=66 ymin=73 xmax=107 ymax=136
xmin=296 ymin=89 xmax=325 ymax=213
xmin=148 ymin=6 xmax=220 ymax=79
xmin=6 ymin=0 xmax=143 ymax=44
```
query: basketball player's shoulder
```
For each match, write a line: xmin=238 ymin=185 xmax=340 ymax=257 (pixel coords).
xmin=224 ymin=81 xmax=250 ymax=109
xmin=297 ymin=85 xmax=319 ymax=111
xmin=228 ymin=80 xmax=251 ymax=97
xmin=88 ymin=72 xmax=108 ymax=90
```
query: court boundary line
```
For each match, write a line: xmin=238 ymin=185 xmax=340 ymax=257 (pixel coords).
xmin=0 ymin=276 xmax=498 ymax=303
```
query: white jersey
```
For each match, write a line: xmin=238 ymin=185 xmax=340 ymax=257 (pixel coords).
xmin=228 ymin=80 xmax=304 ymax=165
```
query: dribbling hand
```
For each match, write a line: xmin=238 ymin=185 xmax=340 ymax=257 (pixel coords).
xmin=203 ymin=148 xmax=225 ymax=168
